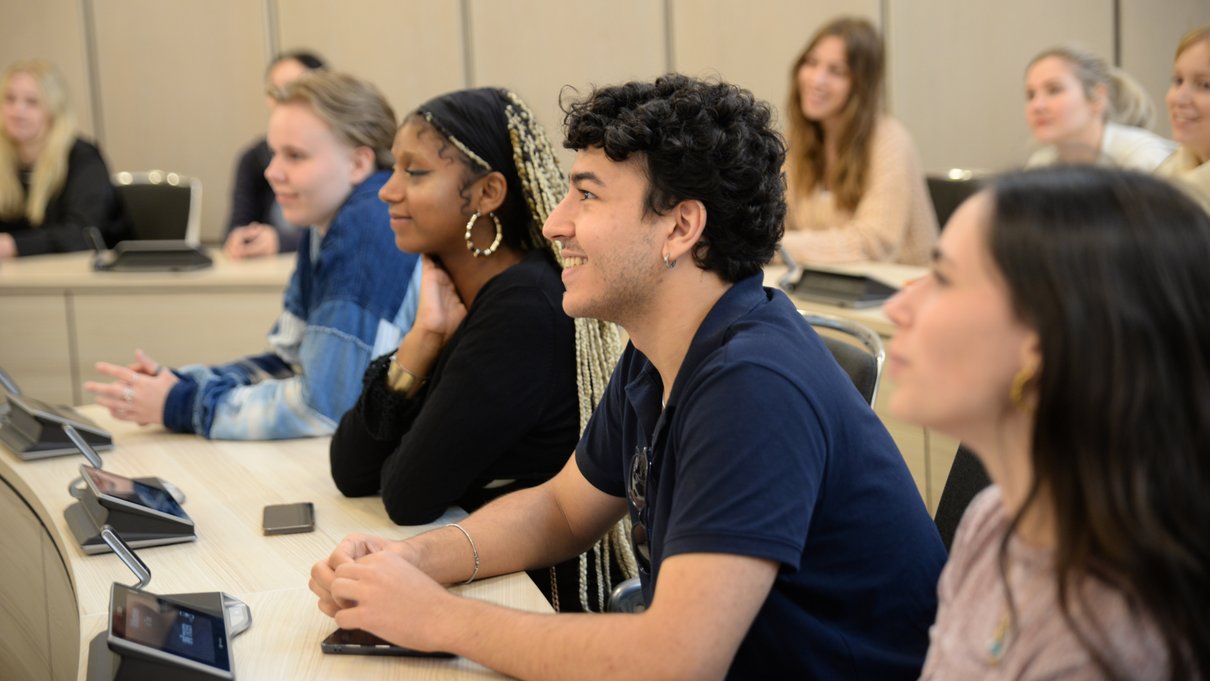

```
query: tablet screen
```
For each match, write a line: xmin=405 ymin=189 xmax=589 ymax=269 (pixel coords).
xmin=82 ymin=465 xmax=189 ymax=519
xmin=110 ymin=584 xmax=232 ymax=675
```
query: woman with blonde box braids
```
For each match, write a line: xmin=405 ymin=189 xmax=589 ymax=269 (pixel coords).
xmin=329 ymin=87 xmax=636 ymax=611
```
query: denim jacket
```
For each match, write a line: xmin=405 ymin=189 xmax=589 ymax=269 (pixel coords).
xmin=162 ymin=171 xmax=420 ymax=439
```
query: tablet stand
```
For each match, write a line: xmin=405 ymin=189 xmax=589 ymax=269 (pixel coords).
xmin=86 ymin=592 xmax=251 ymax=681
xmin=0 ymin=394 xmax=113 ymax=460
xmin=86 ymin=527 xmax=251 ymax=680
xmin=65 ymin=475 xmax=196 ymax=554
xmin=94 ymin=240 xmax=213 ymax=272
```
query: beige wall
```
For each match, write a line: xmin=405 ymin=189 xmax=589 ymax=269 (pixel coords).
xmin=888 ymin=0 xmax=1115 ymax=174
xmin=277 ymin=0 xmax=466 ymax=122
xmin=2 ymin=1 xmax=1208 ymax=242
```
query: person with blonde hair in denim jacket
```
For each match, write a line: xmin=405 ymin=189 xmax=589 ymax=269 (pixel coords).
xmin=84 ymin=71 xmax=419 ymax=440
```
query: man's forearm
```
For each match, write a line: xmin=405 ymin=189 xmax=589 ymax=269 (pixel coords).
xmin=433 ymin=598 xmax=677 ymax=681
xmin=405 ymin=472 xmax=624 ymax=584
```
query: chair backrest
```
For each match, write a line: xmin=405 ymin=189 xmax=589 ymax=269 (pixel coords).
xmin=927 ymin=171 xmax=984 ymax=230
xmin=801 ymin=312 xmax=884 ymax=406
xmin=112 ymin=170 xmax=202 ymax=244
xmin=933 ymin=444 xmax=992 ymax=552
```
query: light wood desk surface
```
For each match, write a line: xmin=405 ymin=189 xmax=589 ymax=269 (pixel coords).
xmin=0 ymin=406 xmax=551 ymax=681
xmin=0 ymin=250 xmax=295 ymax=292
xmin=0 ymin=251 xmax=294 ymax=406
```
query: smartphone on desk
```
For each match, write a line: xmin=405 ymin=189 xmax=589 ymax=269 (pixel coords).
xmin=262 ymin=502 xmax=314 ymax=535
xmin=321 ymin=628 xmax=455 ymax=658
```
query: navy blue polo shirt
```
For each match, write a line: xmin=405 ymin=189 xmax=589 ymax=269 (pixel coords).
xmin=577 ymin=273 xmax=945 ymax=680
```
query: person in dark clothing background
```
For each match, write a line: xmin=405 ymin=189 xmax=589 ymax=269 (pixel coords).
xmin=222 ymin=50 xmax=326 ymax=259
xmin=0 ymin=59 xmax=127 ymax=258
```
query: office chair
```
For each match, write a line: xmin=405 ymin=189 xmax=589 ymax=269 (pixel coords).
xmin=112 ymin=170 xmax=202 ymax=244
xmin=932 ymin=444 xmax=991 ymax=552
xmin=927 ymin=170 xmax=984 ymax=230
xmin=606 ymin=313 xmax=887 ymax=612
xmin=801 ymin=313 xmax=884 ymax=407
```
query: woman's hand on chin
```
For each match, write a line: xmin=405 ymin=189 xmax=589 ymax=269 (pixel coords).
xmin=414 ymin=255 xmax=467 ymax=341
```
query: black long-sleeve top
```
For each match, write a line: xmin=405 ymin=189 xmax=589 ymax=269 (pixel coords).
xmin=329 ymin=249 xmax=578 ymax=525
xmin=226 ymin=137 xmax=303 ymax=253
xmin=1 ymin=138 xmax=129 ymax=255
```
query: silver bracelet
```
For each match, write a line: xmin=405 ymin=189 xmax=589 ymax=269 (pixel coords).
xmin=446 ymin=522 xmax=480 ymax=584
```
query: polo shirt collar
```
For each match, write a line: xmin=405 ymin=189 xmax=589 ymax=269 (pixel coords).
xmin=627 ymin=273 xmax=770 ymax=411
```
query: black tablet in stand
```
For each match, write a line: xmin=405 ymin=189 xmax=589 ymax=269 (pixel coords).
xmin=93 ymin=240 xmax=213 ymax=272
xmin=776 ymin=246 xmax=899 ymax=309
xmin=65 ymin=463 xmax=197 ymax=554
xmin=60 ymin=424 xmax=196 ymax=554
xmin=0 ymin=388 xmax=113 ymax=460
xmin=85 ymin=526 xmax=251 ymax=681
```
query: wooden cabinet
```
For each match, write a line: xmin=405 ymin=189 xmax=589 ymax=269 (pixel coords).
xmin=0 ymin=478 xmax=77 ymax=681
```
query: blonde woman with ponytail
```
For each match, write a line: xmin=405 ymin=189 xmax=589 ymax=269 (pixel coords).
xmin=0 ymin=60 xmax=127 ymax=258
xmin=1024 ymin=46 xmax=1175 ymax=171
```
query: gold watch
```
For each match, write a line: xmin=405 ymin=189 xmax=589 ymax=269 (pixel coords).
xmin=386 ymin=356 xmax=424 ymax=395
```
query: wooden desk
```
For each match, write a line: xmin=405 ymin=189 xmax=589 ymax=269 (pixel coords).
xmin=0 ymin=252 xmax=294 ymax=406
xmin=0 ymin=407 xmax=551 ymax=681
xmin=764 ymin=262 xmax=960 ymax=513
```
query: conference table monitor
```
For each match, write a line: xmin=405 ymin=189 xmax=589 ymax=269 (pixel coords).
xmin=0 ymin=392 xmax=114 ymax=460
xmin=94 ymin=240 xmax=213 ymax=272
xmin=67 ymin=464 xmax=197 ymax=554
xmin=776 ymin=245 xmax=899 ymax=309
xmin=108 ymin=583 xmax=235 ymax=680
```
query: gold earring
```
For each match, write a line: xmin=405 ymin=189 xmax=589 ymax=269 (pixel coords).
xmin=1009 ymin=366 xmax=1036 ymax=413
xmin=465 ymin=211 xmax=503 ymax=257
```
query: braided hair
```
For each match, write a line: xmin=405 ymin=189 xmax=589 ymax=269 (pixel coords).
xmin=416 ymin=89 xmax=637 ymax=610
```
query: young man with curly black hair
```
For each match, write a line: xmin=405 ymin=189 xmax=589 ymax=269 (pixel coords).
xmin=310 ymin=74 xmax=945 ymax=680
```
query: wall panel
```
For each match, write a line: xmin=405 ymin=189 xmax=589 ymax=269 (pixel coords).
xmin=888 ymin=0 xmax=1113 ymax=174
xmin=276 ymin=0 xmax=466 ymax=118
xmin=91 ymin=0 xmax=268 ymax=243
xmin=0 ymin=294 xmax=74 ymax=405
xmin=672 ymin=0 xmax=879 ymax=133
xmin=469 ymin=0 xmax=667 ymax=170
xmin=0 ymin=0 xmax=96 ymax=139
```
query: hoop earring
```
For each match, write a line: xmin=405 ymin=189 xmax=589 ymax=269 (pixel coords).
xmin=662 ymin=252 xmax=677 ymax=270
xmin=1009 ymin=366 xmax=1036 ymax=413
xmin=465 ymin=211 xmax=503 ymax=258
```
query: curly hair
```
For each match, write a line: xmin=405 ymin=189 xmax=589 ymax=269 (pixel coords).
xmin=562 ymin=74 xmax=786 ymax=283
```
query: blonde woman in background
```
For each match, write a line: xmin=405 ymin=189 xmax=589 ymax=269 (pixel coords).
xmin=1024 ymin=46 xmax=1175 ymax=171
xmin=1157 ymin=25 xmax=1210 ymax=211
xmin=782 ymin=16 xmax=937 ymax=266
xmin=0 ymin=60 xmax=127 ymax=258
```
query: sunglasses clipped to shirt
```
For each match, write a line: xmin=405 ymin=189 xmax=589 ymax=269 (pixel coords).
xmin=628 ymin=445 xmax=652 ymax=574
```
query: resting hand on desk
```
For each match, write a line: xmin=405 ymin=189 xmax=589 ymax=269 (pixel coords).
xmin=310 ymin=532 xmax=400 ymax=616
xmin=223 ymin=223 xmax=280 ymax=259
xmin=329 ymin=550 xmax=451 ymax=653
xmin=0 ymin=233 xmax=16 ymax=259
xmin=84 ymin=349 xmax=177 ymax=426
